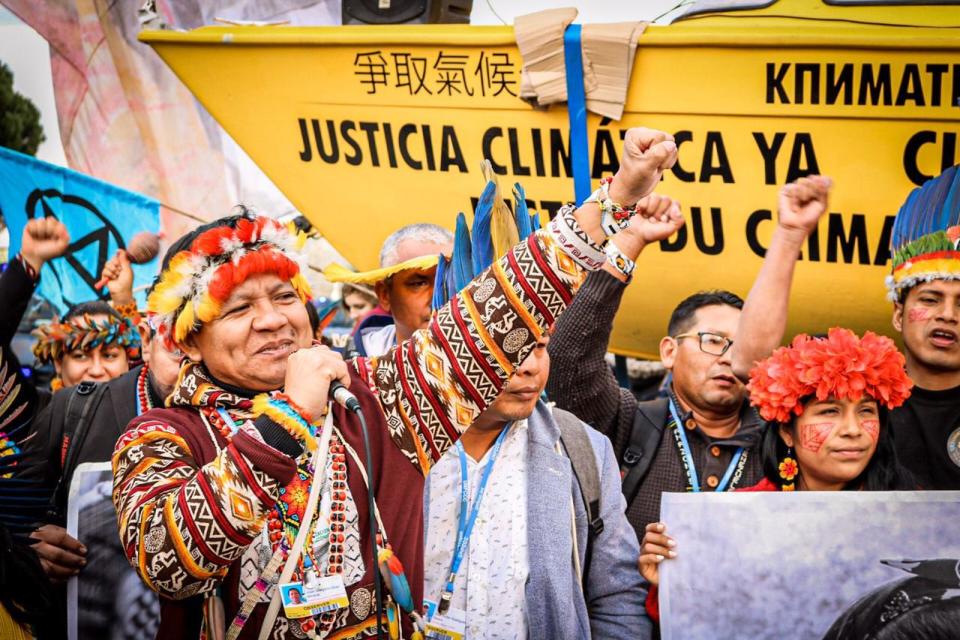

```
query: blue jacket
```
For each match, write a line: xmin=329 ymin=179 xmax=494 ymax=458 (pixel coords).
xmin=425 ymin=401 xmax=651 ymax=639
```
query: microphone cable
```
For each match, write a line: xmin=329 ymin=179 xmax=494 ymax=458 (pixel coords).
xmin=333 ymin=382 xmax=385 ymax=639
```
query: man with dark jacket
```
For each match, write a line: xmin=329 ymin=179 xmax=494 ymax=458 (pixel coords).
xmin=0 ymin=219 xmax=70 ymax=459
xmin=546 ymin=176 xmax=832 ymax=539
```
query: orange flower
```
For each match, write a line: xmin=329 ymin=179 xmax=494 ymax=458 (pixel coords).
xmin=747 ymin=328 xmax=913 ymax=423
xmin=778 ymin=457 xmax=799 ymax=481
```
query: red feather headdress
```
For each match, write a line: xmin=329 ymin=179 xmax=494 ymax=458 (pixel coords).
xmin=147 ymin=216 xmax=312 ymax=344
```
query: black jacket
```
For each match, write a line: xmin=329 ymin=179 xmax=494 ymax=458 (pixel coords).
xmin=0 ymin=258 xmax=49 ymax=440
xmin=18 ymin=364 xmax=151 ymax=522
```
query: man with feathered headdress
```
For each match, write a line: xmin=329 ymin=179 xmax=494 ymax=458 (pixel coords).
xmin=886 ymin=164 xmax=960 ymax=489
xmin=111 ymin=127 xmax=678 ymax=639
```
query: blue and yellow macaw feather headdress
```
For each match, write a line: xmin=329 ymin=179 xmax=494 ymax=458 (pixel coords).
xmin=887 ymin=164 xmax=960 ymax=301
xmin=432 ymin=162 xmax=540 ymax=310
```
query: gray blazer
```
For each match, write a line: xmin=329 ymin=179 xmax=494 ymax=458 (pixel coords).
xmin=424 ymin=401 xmax=651 ymax=640
xmin=525 ymin=401 xmax=651 ymax=640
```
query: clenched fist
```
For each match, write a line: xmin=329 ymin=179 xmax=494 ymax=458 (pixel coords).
xmin=609 ymin=193 xmax=685 ymax=262
xmin=283 ymin=343 xmax=350 ymax=421
xmin=778 ymin=175 xmax=832 ymax=239
xmin=101 ymin=249 xmax=135 ymax=304
xmin=21 ymin=218 xmax=70 ymax=271
xmin=608 ymin=127 xmax=678 ymax=207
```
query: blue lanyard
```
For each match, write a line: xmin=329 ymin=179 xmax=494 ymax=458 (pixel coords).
xmin=435 ymin=423 xmax=512 ymax=615
xmin=217 ymin=408 xmax=240 ymax=436
xmin=668 ymin=400 xmax=744 ymax=493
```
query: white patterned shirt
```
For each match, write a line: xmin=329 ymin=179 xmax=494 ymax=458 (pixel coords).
xmin=424 ymin=420 xmax=529 ymax=640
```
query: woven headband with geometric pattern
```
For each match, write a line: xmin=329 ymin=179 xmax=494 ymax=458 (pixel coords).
xmin=887 ymin=164 xmax=960 ymax=301
xmin=147 ymin=216 xmax=312 ymax=344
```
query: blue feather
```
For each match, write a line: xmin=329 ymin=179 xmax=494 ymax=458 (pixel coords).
xmin=451 ymin=212 xmax=474 ymax=293
xmin=471 ymin=180 xmax=497 ymax=274
xmin=379 ymin=548 xmax=415 ymax=612
xmin=942 ymin=166 xmax=960 ymax=235
xmin=388 ymin=569 xmax=414 ymax=613
xmin=513 ymin=183 xmax=532 ymax=240
xmin=432 ymin=254 xmax=449 ymax=311
xmin=531 ymin=212 xmax=541 ymax=232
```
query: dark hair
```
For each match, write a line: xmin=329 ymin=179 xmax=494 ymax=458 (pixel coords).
xmin=759 ymin=401 xmax=916 ymax=491
xmin=667 ymin=290 xmax=744 ymax=336
xmin=305 ymin=302 xmax=320 ymax=334
xmin=63 ymin=300 xmax=122 ymax=323
xmin=875 ymin=597 xmax=960 ymax=640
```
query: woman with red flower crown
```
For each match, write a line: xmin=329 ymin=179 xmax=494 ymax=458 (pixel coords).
xmin=639 ymin=328 xmax=917 ymax=622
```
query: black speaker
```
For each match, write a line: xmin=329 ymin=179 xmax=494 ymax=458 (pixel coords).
xmin=342 ymin=0 xmax=473 ymax=25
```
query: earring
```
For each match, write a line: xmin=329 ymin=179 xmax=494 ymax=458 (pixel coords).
xmin=778 ymin=448 xmax=798 ymax=491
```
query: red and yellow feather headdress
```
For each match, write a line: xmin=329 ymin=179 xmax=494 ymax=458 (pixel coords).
xmin=148 ymin=216 xmax=312 ymax=344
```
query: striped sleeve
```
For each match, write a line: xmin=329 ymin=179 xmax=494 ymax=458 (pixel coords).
xmin=365 ymin=214 xmax=600 ymax=474
xmin=111 ymin=414 xmax=293 ymax=599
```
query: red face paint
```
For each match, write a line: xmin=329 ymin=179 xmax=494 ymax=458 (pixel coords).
xmin=861 ymin=419 xmax=880 ymax=443
xmin=907 ymin=307 xmax=932 ymax=323
xmin=799 ymin=422 xmax=834 ymax=453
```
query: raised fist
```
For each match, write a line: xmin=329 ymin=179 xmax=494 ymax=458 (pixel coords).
xmin=608 ymin=128 xmax=678 ymax=207
xmin=778 ymin=175 xmax=832 ymax=237
xmin=610 ymin=193 xmax=685 ymax=261
xmin=101 ymin=249 xmax=135 ymax=303
xmin=21 ymin=218 xmax=70 ymax=271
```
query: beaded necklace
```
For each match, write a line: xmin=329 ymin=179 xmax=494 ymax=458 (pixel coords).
xmin=136 ymin=366 xmax=154 ymax=416
xmin=293 ymin=433 xmax=349 ymax=638
xmin=212 ymin=404 xmax=351 ymax=639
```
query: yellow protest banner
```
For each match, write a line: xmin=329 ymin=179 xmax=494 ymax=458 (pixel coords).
xmin=141 ymin=1 xmax=960 ymax=358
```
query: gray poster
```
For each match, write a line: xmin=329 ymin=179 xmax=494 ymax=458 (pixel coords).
xmin=67 ymin=462 xmax=160 ymax=640
xmin=660 ymin=491 xmax=960 ymax=640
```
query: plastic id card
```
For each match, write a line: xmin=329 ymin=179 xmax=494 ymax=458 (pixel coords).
xmin=423 ymin=599 xmax=466 ymax=640
xmin=280 ymin=574 xmax=348 ymax=619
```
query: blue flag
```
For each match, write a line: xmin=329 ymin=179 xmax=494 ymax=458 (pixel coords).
xmin=0 ymin=146 xmax=160 ymax=315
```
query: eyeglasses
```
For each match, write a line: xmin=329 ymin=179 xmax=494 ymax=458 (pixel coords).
xmin=673 ymin=331 xmax=734 ymax=357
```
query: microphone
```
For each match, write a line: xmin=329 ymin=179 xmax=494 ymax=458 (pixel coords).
xmin=329 ymin=380 xmax=361 ymax=413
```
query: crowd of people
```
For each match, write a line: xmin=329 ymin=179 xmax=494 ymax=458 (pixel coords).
xmin=0 ymin=127 xmax=958 ymax=640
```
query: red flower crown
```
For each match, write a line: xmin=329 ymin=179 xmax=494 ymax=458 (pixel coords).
xmin=747 ymin=328 xmax=913 ymax=424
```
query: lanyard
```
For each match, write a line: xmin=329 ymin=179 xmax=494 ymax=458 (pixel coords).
xmin=667 ymin=400 xmax=744 ymax=493
xmin=435 ymin=423 xmax=512 ymax=616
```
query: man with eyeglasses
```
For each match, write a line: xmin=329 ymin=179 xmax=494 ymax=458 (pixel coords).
xmin=546 ymin=176 xmax=832 ymax=539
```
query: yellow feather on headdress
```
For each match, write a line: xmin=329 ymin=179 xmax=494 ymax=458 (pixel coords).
xmin=287 ymin=222 xmax=309 ymax=251
xmin=174 ymin=302 xmax=197 ymax=344
xmin=148 ymin=253 xmax=193 ymax=315
xmin=482 ymin=160 xmax=520 ymax=261
xmin=290 ymin=272 xmax=312 ymax=302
